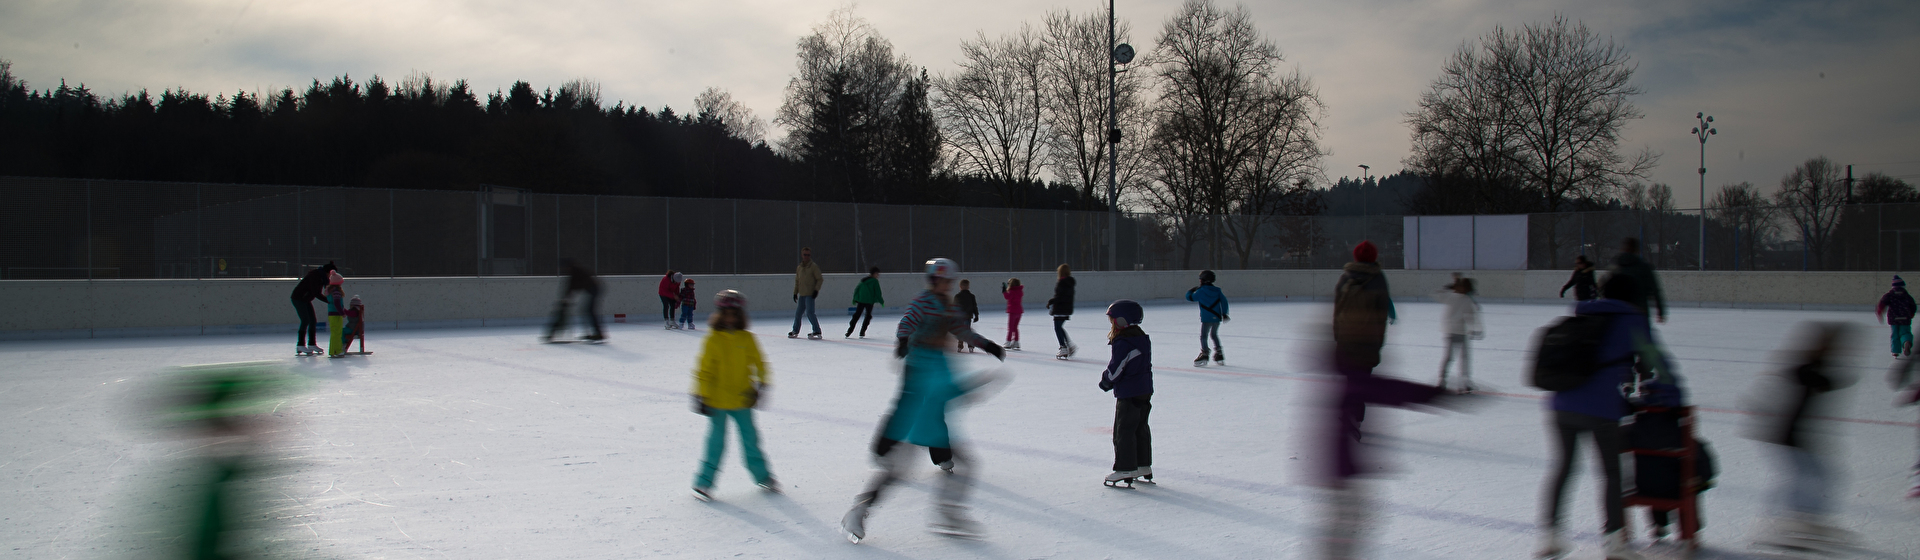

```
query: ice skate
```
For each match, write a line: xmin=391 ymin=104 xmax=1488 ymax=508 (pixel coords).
xmin=1213 ymin=349 xmax=1224 ymax=366
xmin=1056 ymin=346 xmax=1070 ymax=360
xmin=788 ymin=331 xmax=798 ymax=339
xmin=1602 ymin=529 xmax=1644 ymax=560
xmin=1535 ymin=527 xmax=1568 ymax=559
xmin=1006 ymin=340 xmax=1019 ymax=351
xmin=1134 ymin=465 xmax=1154 ymax=483
xmin=1909 ymin=482 xmax=1920 ymax=499
xmin=1104 ymin=469 xmax=1142 ymax=488
xmin=807 ymin=332 xmax=823 ymax=340
xmin=930 ymin=504 xmax=981 ymax=539
xmin=1194 ymin=351 xmax=1210 ymax=367
xmin=841 ymin=498 xmax=871 ymax=543
xmin=692 ymin=486 xmax=713 ymax=502
xmin=296 ymin=345 xmax=312 ymax=356
xmin=844 ymin=329 xmax=853 ymax=338
xmin=757 ymin=478 xmax=781 ymax=494
xmin=937 ymin=459 xmax=955 ymax=473
xmin=1065 ymin=343 xmax=1077 ymax=357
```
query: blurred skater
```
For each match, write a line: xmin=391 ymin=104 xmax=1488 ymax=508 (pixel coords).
xmin=659 ymin=269 xmax=683 ymax=329
xmin=1876 ymin=275 xmax=1914 ymax=357
xmin=1889 ymin=350 xmax=1920 ymax=497
xmin=288 ymin=261 xmax=336 ymax=356
xmin=1002 ymin=278 xmax=1024 ymax=350
xmin=678 ymin=278 xmax=698 ymax=330
xmin=1560 ymin=256 xmax=1597 ymax=302
xmin=1610 ymin=238 xmax=1667 ymax=324
xmin=1433 ymin=277 xmax=1483 ymax=393
xmin=1186 ymin=270 xmax=1229 ymax=366
xmin=1750 ymin=323 xmax=1859 ymax=554
xmin=956 ymin=279 xmax=980 ymax=352
xmin=1099 ymin=300 xmax=1155 ymax=487
xmin=842 ymin=258 xmax=1005 ymax=543
xmin=148 ymin=361 xmax=307 ymax=559
xmin=546 ymin=258 xmax=605 ymax=342
xmin=1048 ymin=264 xmax=1078 ymax=359
xmin=324 ymin=271 xmax=347 ymax=357
xmin=847 ymin=266 xmax=884 ymax=338
xmin=790 ymin=247 xmax=824 ymax=339
xmin=690 ymin=290 xmax=777 ymax=501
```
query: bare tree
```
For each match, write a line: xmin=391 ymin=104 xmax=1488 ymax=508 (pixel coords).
xmin=1712 ymin=182 xmax=1775 ymax=269
xmin=694 ymin=87 xmax=768 ymax=144
xmin=1037 ymin=8 xmax=1153 ymax=210
xmin=1774 ymin=156 xmax=1847 ymax=269
xmin=774 ymin=7 xmax=918 ymax=202
xmin=933 ymin=26 xmax=1046 ymax=202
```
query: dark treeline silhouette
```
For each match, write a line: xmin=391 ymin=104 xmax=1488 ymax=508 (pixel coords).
xmin=0 ymin=62 xmax=1099 ymax=210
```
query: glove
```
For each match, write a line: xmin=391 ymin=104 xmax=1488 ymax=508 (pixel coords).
xmin=811 ymin=291 xmax=819 ymax=299
xmin=979 ymin=340 xmax=1005 ymax=361
xmin=1099 ymin=377 xmax=1114 ymax=392
xmin=746 ymin=383 xmax=766 ymax=409
xmin=692 ymin=396 xmax=711 ymax=416
xmin=1187 ymin=287 xmax=1197 ymax=298
xmin=793 ymin=294 xmax=798 ymax=302
xmin=895 ymin=337 xmax=910 ymax=359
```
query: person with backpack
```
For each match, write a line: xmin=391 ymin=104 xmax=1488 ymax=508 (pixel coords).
xmin=1534 ymin=274 xmax=1662 ymax=560
xmin=1185 ymin=270 xmax=1229 ymax=367
xmin=1876 ymin=275 xmax=1915 ymax=357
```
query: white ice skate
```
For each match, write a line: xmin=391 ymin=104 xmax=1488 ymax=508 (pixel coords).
xmin=841 ymin=500 xmax=871 ymax=543
xmin=692 ymin=486 xmax=713 ymax=502
xmin=807 ymin=332 xmax=823 ymax=340
xmin=1104 ymin=469 xmax=1144 ymax=488
xmin=1602 ymin=529 xmax=1643 ymax=560
xmin=1006 ymin=340 xmax=1019 ymax=351
xmin=757 ymin=478 xmax=781 ymax=494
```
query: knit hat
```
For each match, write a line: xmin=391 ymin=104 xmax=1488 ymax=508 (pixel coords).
xmin=328 ymin=270 xmax=344 ymax=285
xmin=1352 ymin=241 xmax=1378 ymax=264
xmin=349 ymin=295 xmax=362 ymax=307
xmin=1895 ymin=275 xmax=1906 ymax=288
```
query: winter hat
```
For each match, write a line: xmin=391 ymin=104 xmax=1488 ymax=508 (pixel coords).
xmin=1199 ymin=270 xmax=1216 ymax=284
xmin=349 ymin=296 xmax=362 ymax=307
xmin=328 ymin=270 xmax=344 ymax=285
xmin=1352 ymin=241 xmax=1379 ymax=264
xmin=1895 ymin=275 xmax=1906 ymax=288
xmin=1106 ymin=299 xmax=1144 ymax=326
xmin=684 ymin=278 xmax=696 ymax=286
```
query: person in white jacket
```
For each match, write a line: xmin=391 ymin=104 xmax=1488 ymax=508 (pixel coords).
xmin=1433 ymin=276 xmax=1483 ymax=393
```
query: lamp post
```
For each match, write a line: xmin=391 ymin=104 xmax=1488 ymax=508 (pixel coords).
xmin=1692 ymin=112 xmax=1716 ymax=271
xmin=1107 ymin=0 xmax=1133 ymax=272
xmin=1358 ymin=165 xmax=1370 ymax=242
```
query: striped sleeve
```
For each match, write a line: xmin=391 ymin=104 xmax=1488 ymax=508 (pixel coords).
xmin=897 ymin=291 xmax=939 ymax=339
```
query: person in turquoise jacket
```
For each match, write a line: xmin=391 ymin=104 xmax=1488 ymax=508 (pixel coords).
xmin=847 ymin=266 xmax=884 ymax=338
xmin=1185 ymin=270 xmax=1229 ymax=366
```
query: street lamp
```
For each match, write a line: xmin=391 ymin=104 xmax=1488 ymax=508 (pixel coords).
xmin=1107 ymin=0 xmax=1133 ymax=272
xmin=1358 ymin=165 xmax=1370 ymax=242
xmin=1692 ymin=112 xmax=1716 ymax=271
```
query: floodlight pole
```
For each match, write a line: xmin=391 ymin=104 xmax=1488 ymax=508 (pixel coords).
xmin=1107 ymin=0 xmax=1118 ymax=272
xmin=1693 ymin=112 xmax=1716 ymax=271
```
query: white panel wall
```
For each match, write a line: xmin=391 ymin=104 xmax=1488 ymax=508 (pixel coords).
xmin=1472 ymin=215 xmax=1529 ymax=270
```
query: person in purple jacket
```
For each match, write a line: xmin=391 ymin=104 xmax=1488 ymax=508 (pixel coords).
xmin=1099 ymin=300 xmax=1153 ymax=487
xmin=1877 ymin=275 xmax=1915 ymax=357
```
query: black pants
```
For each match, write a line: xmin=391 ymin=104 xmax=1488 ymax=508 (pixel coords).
xmin=660 ymin=295 xmax=678 ymax=321
xmin=292 ymin=297 xmax=319 ymax=346
xmin=848 ymin=303 xmax=875 ymax=336
xmin=1542 ymin=410 xmax=1626 ymax=532
xmin=1053 ymin=316 xmax=1071 ymax=347
xmin=1113 ymin=394 xmax=1153 ymax=471
xmin=551 ymin=290 xmax=605 ymax=338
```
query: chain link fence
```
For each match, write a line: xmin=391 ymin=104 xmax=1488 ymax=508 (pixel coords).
xmin=5 ymin=176 xmax=1917 ymax=279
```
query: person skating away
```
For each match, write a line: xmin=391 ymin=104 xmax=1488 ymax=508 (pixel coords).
xmin=1433 ymin=277 xmax=1483 ymax=393
xmin=678 ymin=278 xmax=699 ymax=330
xmin=1048 ymin=264 xmax=1078 ymax=359
xmin=689 ymin=290 xmax=778 ymax=501
xmin=791 ymin=247 xmax=824 ymax=339
xmin=289 ymin=261 xmax=337 ymax=356
xmin=1560 ymin=256 xmax=1598 ymax=302
xmin=955 ymin=280 xmax=980 ymax=352
xmin=843 ymin=258 xmax=1006 ymax=543
xmin=324 ymin=271 xmax=347 ymax=357
xmin=1185 ymin=270 xmax=1229 ymax=366
xmin=1331 ymin=241 xmax=1399 ymax=429
xmin=1536 ymin=275 xmax=1661 ymax=560
xmin=546 ymin=258 xmax=606 ymax=342
xmin=1099 ymin=300 xmax=1155 ymax=488
xmin=1876 ymin=275 xmax=1915 ymax=357
xmin=659 ymin=270 xmax=683 ymax=329
xmin=847 ymin=267 xmax=884 ymax=338
xmin=1749 ymin=322 xmax=1861 ymax=556
xmin=1002 ymin=278 xmax=1024 ymax=350
xmin=1610 ymin=238 xmax=1667 ymax=324
xmin=1888 ymin=348 xmax=1920 ymax=498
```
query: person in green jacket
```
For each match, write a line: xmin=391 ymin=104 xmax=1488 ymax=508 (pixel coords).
xmin=848 ymin=266 xmax=884 ymax=338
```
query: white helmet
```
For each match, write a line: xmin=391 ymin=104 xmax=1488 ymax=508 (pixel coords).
xmin=714 ymin=290 xmax=746 ymax=310
xmin=924 ymin=257 xmax=958 ymax=281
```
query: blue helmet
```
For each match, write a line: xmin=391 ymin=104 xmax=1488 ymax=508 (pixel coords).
xmin=925 ymin=257 xmax=958 ymax=281
xmin=1106 ymin=299 xmax=1143 ymax=326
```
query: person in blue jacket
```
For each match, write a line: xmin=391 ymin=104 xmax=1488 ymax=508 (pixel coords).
xmin=1100 ymin=300 xmax=1154 ymax=486
xmin=1186 ymin=270 xmax=1229 ymax=366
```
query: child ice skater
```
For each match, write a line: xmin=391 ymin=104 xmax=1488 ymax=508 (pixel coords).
xmin=1750 ymin=322 xmax=1857 ymax=555
xmin=1001 ymin=278 xmax=1024 ymax=350
xmin=956 ymin=279 xmax=980 ymax=352
xmin=1185 ymin=270 xmax=1229 ymax=366
xmin=324 ymin=271 xmax=346 ymax=358
xmin=1433 ymin=276 xmax=1483 ymax=393
xmin=1048 ymin=264 xmax=1077 ymax=359
xmin=690 ymin=290 xmax=777 ymax=501
xmin=1877 ymin=275 xmax=1914 ymax=357
xmin=342 ymin=296 xmax=365 ymax=353
xmin=678 ymin=278 xmax=699 ymax=330
xmin=1099 ymin=300 xmax=1154 ymax=487
xmin=848 ymin=267 xmax=884 ymax=338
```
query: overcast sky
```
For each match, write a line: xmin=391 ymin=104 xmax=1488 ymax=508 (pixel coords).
xmin=4 ymin=0 xmax=1916 ymax=208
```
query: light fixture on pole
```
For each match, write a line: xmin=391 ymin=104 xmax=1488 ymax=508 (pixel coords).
xmin=1107 ymin=0 xmax=1133 ymax=272
xmin=1692 ymin=112 xmax=1716 ymax=271
xmin=1358 ymin=165 xmax=1370 ymax=241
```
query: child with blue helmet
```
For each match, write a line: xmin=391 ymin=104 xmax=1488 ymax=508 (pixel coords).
xmin=1100 ymin=299 xmax=1155 ymax=487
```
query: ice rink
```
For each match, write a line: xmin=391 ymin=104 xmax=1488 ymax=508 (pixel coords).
xmin=5 ymin=298 xmax=1917 ymax=559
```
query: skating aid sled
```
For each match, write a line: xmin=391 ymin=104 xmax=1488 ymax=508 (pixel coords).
xmin=1622 ymin=404 xmax=1703 ymax=558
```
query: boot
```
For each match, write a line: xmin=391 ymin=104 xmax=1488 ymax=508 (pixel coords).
xmin=1602 ymin=529 xmax=1643 ymax=560
xmin=1195 ymin=351 xmax=1210 ymax=367
xmin=841 ymin=497 xmax=872 ymax=543
xmin=1213 ymin=349 xmax=1224 ymax=365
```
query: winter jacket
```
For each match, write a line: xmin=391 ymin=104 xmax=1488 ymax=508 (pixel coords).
xmin=897 ymin=290 xmax=992 ymax=349
xmin=955 ymin=289 xmax=979 ymax=322
xmin=678 ymin=285 xmax=697 ymax=309
xmin=1433 ymin=290 xmax=1482 ymax=336
xmin=1101 ymin=326 xmax=1153 ymax=399
xmin=691 ymin=329 xmax=769 ymax=410
xmin=1551 ymin=298 xmax=1658 ymax=421
xmin=1768 ymin=356 xmax=1853 ymax=449
xmin=658 ymin=274 xmax=680 ymax=299
xmin=289 ymin=263 xmax=337 ymax=301
xmin=852 ymin=277 xmax=885 ymax=306
xmin=1332 ymin=262 xmax=1396 ymax=369
xmin=1047 ymin=277 xmax=1077 ymax=317
xmin=1002 ymin=283 xmax=1024 ymax=314
xmin=1186 ymin=284 xmax=1229 ymax=323
xmin=1879 ymin=288 xmax=1916 ymax=326
xmin=1560 ymin=267 xmax=1596 ymax=300
xmin=793 ymin=260 xmax=824 ymax=297
xmin=1609 ymin=253 xmax=1666 ymax=318
xmin=325 ymin=286 xmax=345 ymax=317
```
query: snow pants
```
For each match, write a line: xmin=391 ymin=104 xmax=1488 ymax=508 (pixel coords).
xmin=327 ymin=316 xmax=344 ymax=356
xmin=660 ymin=295 xmax=678 ymax=322
xmin=694 ymin=408 xmax=772 ymax=489
xmin=1007 ymin=311 xmax=1021 ymax=342
xmin=1112 ymin=395 xmax=1153 ymax=472
xmin=1894 ymin=324 xmax=1913 ymax=355
xmin=1438 ymin=333 xmax=1470 ymax=387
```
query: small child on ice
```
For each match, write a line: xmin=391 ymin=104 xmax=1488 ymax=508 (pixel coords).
xmin=1185 ymin=270 xmax=1229 ymax=366
xmin=955 ymin=280 xmax=980 ymax=352
xmin=679 ymin=278 xmax=699 ymax=330
xmin=1433 ymin=276 xmax=1483 ymax=393
xmin=1099 ymin=300 xmax=1154 ymax=487
xmin=690 ymin=290 xmax=777 ymax=501
xmin=324 ymin=271 xmax=347 ymax=358
xmin=1877 ymin=275 xmax=1915 ymax=357
xmin=1001 ymin=278 xmax=1024 ymax=350
xmin=342 ymin=296 xmax=365 ymax=352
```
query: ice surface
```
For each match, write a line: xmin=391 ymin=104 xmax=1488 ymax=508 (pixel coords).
xmin=4 ymin=299 xmax=1916 ymax=559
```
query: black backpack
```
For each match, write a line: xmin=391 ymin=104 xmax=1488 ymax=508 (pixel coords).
xmin=1530 ymin=314 xmax=1626 ymax=391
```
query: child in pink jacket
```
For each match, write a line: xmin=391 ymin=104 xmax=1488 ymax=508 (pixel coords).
xmin=1001 ymin=278 xmax=1024 ymax=350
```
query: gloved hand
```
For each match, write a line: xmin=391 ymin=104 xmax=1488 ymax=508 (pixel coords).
xmin=746 ymin=382 xmax=766 ymax=409
xmin=793 ymin=294 xmax=798 ymax=302
xmin=1186 ymin=287 xmax=1197 ymax=298
xmin=895 ymin=337 xmax=910 ymax=359
xmin=811 ymin=291 xmax=819 ymax=299
xmin=692 ymin=396 xmax=711 ymax=416
xmin=978 ymin=340 xmax=1005 ymax=361
xmin=1099 ymin=377 xmax=1114 ymax=392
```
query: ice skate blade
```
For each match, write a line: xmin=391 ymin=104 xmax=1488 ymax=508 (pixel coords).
xmin=1103 ymin=478 xmax=1137 ymax=489
xmin=843 ymin=531 xmax=862 ymax=544
xmin=692 ymin=488 xmax=712 ymax=502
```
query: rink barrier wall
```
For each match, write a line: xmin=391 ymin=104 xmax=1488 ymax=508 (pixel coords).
xmin=0 ymin=269 xmax=1882 ymax=340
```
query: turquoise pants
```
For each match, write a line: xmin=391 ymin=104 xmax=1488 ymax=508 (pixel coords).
xmin=1895 ymin=325 xmax=1914 ymax=355
xmin=695 ymin=408 xmax=771 ymax=489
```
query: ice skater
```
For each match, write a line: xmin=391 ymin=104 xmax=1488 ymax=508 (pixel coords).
xmin=1048 ymin=264 xmax=1078 ymax=359
xmin=842 ymin=258 xmax=1005 ymax=543
xmin=956 ymin=279 xmax=980 ymax=352
xmin=1001 ymin=278 xmax=1024 ymax=350
xmin=1610 ymin=238 xmax=1667 ymax=324
xmin=1889 ymin=349 xmax=1920 ymax=498
xmin=1098 ymin=300 xmax=1154 ymax=487
xmin=847 ymin=266 xmax=884 ymax=338
xmin=1750 ymin=322 xmax=1859 ymax=556
xmin=324 ymin=271 xmax=347 ymax=358
xmin=1433 ymin=276 xmax=1482 ymax=393
xmin=659 ymin=269 xmax=683 ymax=329
xmin=689 ymin=290 xmax=777 ymax=501
xmin=791 ymin=247 xmax=824 ymax=339
xmin=288 ymin=261 xmax=336 ymax=356
xmin=678 ymin=278 xmax=698 ymax=330
xmin=546 ymin=258 xmax=605 ymax=342
xmin=1876 ymin=275 xmax=1914 ymax=357
xmin=1560 ymin=256 xmax=1597 ymax=302
xmin=1185 ymin=270 xmax=1229 ymax=366
xmin=342 ymin=296 xmax=366 ymax=353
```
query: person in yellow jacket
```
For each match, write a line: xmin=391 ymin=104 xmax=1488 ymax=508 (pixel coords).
xmin=790 ymin=246 xmax=825 ymax=338
xmin=691 ymin=290 xmax=777 ymax=501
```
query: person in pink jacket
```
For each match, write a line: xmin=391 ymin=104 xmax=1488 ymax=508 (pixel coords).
xmin=659 ymin=270 xmax=684 ymax=329
xmin=1001 ymin=278 xmax=1024 ymax=350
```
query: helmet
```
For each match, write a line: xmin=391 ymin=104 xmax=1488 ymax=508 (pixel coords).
xmin=348 ymin=295 xmax=362 ymax=307
xmin=925 ymin=257 xmax=958 ymax=281
xmin=714 ymin=290 xmax=746 ymax=310
xmin=1106 ymin=299 xmax=1144 ymax=326
xmin=1199 ymin=270 xmax=1216 ymax=283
